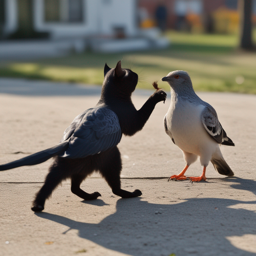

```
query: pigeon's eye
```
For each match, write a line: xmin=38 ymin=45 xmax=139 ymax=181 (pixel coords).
xmin=174 ymin=75 xmax=179 ymax=79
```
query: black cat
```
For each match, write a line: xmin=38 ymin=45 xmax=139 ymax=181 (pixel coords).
xmin=0 ymin=61 xmax=166 ymax=212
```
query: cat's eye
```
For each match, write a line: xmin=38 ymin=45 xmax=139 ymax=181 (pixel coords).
xmin=174 ymin=75 xmax=179 ymax=79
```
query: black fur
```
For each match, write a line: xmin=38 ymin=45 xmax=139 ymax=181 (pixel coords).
xmin=1 ymin=61 xmax=166 ymax=212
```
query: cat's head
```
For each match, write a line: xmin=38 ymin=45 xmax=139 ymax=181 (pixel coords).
xmin=102 ymin=61 xmax=138 ymax=99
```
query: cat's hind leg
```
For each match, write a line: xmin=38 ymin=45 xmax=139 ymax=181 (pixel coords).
xmin=100 ymin=147 xmax=142 ymax=198
xmin=71 ymin=174 xmax=101 ymax=200
xmin=32 ymin=162 xmax=65 ymax=212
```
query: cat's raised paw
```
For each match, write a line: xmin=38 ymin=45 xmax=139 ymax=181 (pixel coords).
xmin=152 ymin=90 xmax=167 ymax=103
xmin=133 ymin=189 xmax=142 ymax=197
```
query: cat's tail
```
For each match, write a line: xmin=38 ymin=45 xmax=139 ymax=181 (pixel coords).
xmin=0 ymin=142 xmax=69 ymax=171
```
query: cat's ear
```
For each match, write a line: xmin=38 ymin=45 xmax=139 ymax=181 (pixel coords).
xmin=114 ymin=61 xmax=125 ymax=78
xmin=104 ymin=63 xmax=111 ymax=77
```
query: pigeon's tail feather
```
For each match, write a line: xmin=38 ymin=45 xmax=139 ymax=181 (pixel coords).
xmin=0 ymin=142 xmax=69 ymax=171
xmin=211 ymin=158 xmax=234 ymax=176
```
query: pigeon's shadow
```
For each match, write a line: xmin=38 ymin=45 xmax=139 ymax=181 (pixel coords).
xmin=227 ymin=177 xmax=256 ymax=196
xmin=207 ymin=176 xmax=256 ymax=196
xmin=36 ymin=194 xmax=256 ymax=256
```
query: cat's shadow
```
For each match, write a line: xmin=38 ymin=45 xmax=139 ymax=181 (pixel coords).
xmin=81 ymin=198 xmax=109 ymax=206
xmin=36 ymin=177 xmax=256 ymax=256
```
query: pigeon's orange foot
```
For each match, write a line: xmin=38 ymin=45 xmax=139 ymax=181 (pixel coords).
xmin=189 ymin=175 xmax=206 ymax=182
xmin=189 ymin=166 xmax=207 ymax=182
xmin=168 ymin=175 xmax=188 ymax=181
xmin=168 ymin=165 xmax=190 ymax=181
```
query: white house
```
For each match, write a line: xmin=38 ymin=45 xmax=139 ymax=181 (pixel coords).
xmin=0 ymin=0 xmax=169 ymax=55
xmin=2 ymin=0 xmax=138 ymax=38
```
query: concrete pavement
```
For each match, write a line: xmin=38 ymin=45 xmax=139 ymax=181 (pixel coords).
xmin=1 ymin=78 xmax=256 ymax=256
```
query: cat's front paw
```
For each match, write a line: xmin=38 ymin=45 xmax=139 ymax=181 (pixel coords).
xmin=152 ymin=90 xmax=167 ymax=104
xmin=132 ymin=189 xmax=142 ymax=197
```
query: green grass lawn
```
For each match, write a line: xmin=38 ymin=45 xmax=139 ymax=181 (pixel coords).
xmin=1 ymin=31 xmax=256 ymax=94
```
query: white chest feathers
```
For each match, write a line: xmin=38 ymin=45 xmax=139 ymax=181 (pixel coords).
xmin=165 ymin=97 xmax=214 ymax=154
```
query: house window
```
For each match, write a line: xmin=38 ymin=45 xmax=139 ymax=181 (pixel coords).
xmin=44 ymin=0 xmax=60 ymax=22
xmin=44 ymin=0 xmax=84 ymax=23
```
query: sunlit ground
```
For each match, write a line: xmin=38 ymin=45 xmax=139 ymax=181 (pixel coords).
xmin=1 ymin=30 xmax=256 ymax=94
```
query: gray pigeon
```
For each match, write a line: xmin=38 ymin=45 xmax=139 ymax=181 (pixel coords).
xmin=162 ymin=70 xmax=234 ymax=182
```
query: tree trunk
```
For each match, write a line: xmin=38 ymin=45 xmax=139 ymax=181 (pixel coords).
xmin=239 ymin=0 xmax=253 ymax=50
xmin=0 ymin=0 xmax=5 ymax=38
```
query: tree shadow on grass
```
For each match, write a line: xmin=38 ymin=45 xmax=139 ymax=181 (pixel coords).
xmin=36 ymin=177 xmax=256 ymax=256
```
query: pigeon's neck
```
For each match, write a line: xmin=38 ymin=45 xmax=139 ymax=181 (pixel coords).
xmin=170 ymin=85 xmax=199 ymax=103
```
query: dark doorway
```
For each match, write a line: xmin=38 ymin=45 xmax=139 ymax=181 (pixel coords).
xmin=17 ymin=0 xmax=34 ymax=38
xmin=9 ymin=0 xmax=48 ymax=39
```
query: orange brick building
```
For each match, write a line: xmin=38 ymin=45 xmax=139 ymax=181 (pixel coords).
xmin=138 ymin=0 xmax=238 ymax=29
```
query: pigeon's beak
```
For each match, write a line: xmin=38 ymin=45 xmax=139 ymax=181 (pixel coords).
xmin=162 ymin=76 xmax=168 ymax=82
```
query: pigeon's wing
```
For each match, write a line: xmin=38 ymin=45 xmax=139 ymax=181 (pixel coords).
xmin=164 ymin=116 xmax=175 ymax=144
xmin=60 ymin=106 xmax=122 ymax=158
xmin=201 ymin=106 xmax=234 ymax=146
